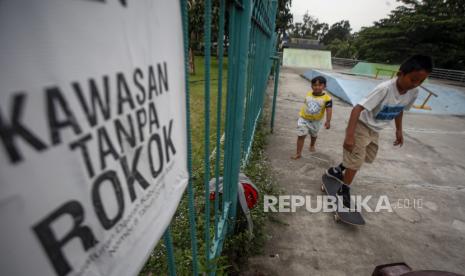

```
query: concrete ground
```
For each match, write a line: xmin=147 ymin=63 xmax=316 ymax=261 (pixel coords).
xmin=242 ymin=67 xmax=465 ymax=275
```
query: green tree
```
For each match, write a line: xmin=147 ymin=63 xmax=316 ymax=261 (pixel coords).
xmin=275 ymin=0 xmax=293 ymax=41
xmin=188 ymin=0 xmax=204 ymax=51
xmin=326 ymin=37 xmax=357 ymax=58
xmin=322 ymin=20 xmax=351 ymax=45
xmin=289 ymin=11 xmax=328 ymax=40
xmin=187 ymin=0 xmax=227 ymax=74
xmin=188 ymin=0 xmax=223 ymax=51
xmin=354 ymin=0 xmax=465 ymax=69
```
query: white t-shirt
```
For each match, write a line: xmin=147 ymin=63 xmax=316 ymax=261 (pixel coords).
xmin=359 ymin=78 xmax=418 ymax=132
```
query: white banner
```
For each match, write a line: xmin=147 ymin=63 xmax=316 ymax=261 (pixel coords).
xmin=0 ymin=1 xmax=188 ymax=275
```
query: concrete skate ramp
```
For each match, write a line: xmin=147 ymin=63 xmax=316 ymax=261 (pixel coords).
xmin=282 ymin=49 xmax=332 ymax=70
xmin=351 ymin=62 xmax=400 ymax=78
xmin=303 ymin=69 xmax=465 ymax=115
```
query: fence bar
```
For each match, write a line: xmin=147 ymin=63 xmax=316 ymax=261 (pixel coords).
xmin=241 ymin=0 xmax=278 ymax=164
xmin=223 ymin=0 xmax=253 ymax=233
xmin=214 ymin=0 xmax=226 ymax=240
xmin=210 ymin=202 xmax=232 ymax=259
xmin=176 ymin=1 xmax=279 ymax=274
xmin=163 ymin=229 xmax=177 ymax=276
xmin=270 ymin=56 xmax=280 ymax=133
xmin=179 ymin=0 xmax=198 ymax=274
xmin=203 ymin=0 xmax=212 ymax=268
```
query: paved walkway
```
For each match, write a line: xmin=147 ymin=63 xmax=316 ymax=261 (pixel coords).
xmin=243 ymin=67 xmax=465 ymax=275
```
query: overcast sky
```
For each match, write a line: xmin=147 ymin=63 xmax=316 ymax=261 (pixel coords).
xmin=290 ymin=0 xmax=402 ymax=32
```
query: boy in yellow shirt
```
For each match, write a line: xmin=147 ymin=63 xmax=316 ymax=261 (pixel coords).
xmin=291 ymin=76 xmax=332 ymax=159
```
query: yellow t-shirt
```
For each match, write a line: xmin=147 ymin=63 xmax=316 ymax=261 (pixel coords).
xmin=299 ymin=91 xmax=332 ymax=121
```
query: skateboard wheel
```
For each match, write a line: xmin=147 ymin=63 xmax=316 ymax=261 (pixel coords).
xmin=321 ymin=185 xmax=325 ymax=192
xmin=334 ymin=214 xmax=340 ymax=222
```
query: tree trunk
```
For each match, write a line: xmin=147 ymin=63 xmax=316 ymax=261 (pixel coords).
xmin=189 ymin=47 xmax=195 ymax=75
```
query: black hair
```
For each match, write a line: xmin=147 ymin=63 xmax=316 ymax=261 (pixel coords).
xmin=311 ymin=76 xmax=327 ymax=85
xmin=399 ymin=55 xmax=434 ymax=74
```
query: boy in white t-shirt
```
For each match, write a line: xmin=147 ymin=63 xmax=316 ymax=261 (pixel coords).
xmin=326 ymin=55 xmax=433 ymax=207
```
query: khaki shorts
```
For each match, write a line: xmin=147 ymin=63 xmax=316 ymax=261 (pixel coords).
xmin=343 ymin=121 xmax=379 ymax=170
xmin=296 ymin=117 xmax=322 ymax=137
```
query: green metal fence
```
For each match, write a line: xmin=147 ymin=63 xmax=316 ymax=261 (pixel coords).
xmin=156 ymin=0 xmax=280 ymax=274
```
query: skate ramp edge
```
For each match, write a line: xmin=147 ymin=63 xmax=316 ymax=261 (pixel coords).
xmin=283 ymin=49 xmax=332 ymax=70
xmin=351 ymin=62 xmax=400 ymax=78
xmin=302 ymin=69 xmax=465 ymax=115
xmin=302 ymin=69 xmax=354 ymax=105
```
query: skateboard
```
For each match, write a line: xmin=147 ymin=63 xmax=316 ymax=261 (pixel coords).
xmin=321 ymin=174 xmax=365 ymax=225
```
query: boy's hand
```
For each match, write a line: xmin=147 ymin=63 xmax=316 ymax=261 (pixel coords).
xmin=343 ymin=135 xmax=355 ymax=152
xmin=394 ymin=130 xmax=403 ymax=146
xmin=324 ymin=121 xmax=330 ymax=129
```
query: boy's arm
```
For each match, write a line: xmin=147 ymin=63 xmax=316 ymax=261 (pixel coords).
xmin=324 ymin=107 xmax=332 ymax=129
xmin=394 ymin=111 xmax=404 ymax=146
xmin=344 ymin=105 xmax=365 ymax=152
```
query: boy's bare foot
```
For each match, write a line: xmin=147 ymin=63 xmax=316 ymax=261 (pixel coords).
xmin=309 ymin=146 xmax=316 ymax=152
xmin=291 ymin=154 xmax=302 ymax=160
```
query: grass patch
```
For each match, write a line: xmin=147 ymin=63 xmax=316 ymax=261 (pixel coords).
xmin=140 ymin=56 xmax=279 ymax=275
xmin=222 ymin=117 xmax=281 ymax=275
xmin=189 ymin=56 xmax=228 ymax=172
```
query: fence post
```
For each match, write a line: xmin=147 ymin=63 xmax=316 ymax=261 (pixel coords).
xmin=270 ymin=57 xmax=280 ymax=133
xmin=179 ymin=0 xmax=198 ymax=274
xmin=223 ymin=0 xmax=253 ymax=234
xmin=203 ymin=0 xmax=213 ymax=268
xmin=163 ymin=229 xmax=177 ymax=276
xmin=213 ymin=0 xmax=226 ymax=243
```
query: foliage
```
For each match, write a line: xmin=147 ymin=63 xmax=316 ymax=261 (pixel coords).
xmin=321 ymin=20 xmax=352 ymax=45
xmin=188 ymin=0 xmax=204 ymax=51
xmin=275 ymin=0 xmax=293 ymax=39
xmin=223 ymin=113 xmax=280 ymax=275
xmin=190 ymin=0 xmax=290 ymax=54
xmin=188 ymin=0 xmax=293 ymax=59
xmin=321 ymin=20 xmax=354 ymax=57
xmin=140 ymin=55 xmax=228 ymax=275
xmin=354 ymin=0 xmax=465 ymax=69
xmin=188 ymin=0 xmax=225 ymax=53
xmin=289 ymin=11 xmax=328 ymax=40
xmin=140 ymin=56 xmax=278 ymax=275
xmin=326 ymin=37 xmax=357 ymax=59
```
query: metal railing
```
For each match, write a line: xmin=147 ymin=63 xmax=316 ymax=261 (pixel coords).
xmin=430 ymin=68 xmax=465 ymax=83
xmin=331 ymin=57 xmax=465 ymax=83
xmin=331 ymin=57 xmax=362 ymax=67
xmin=153 ymin=1 xmax=279 ymax=275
